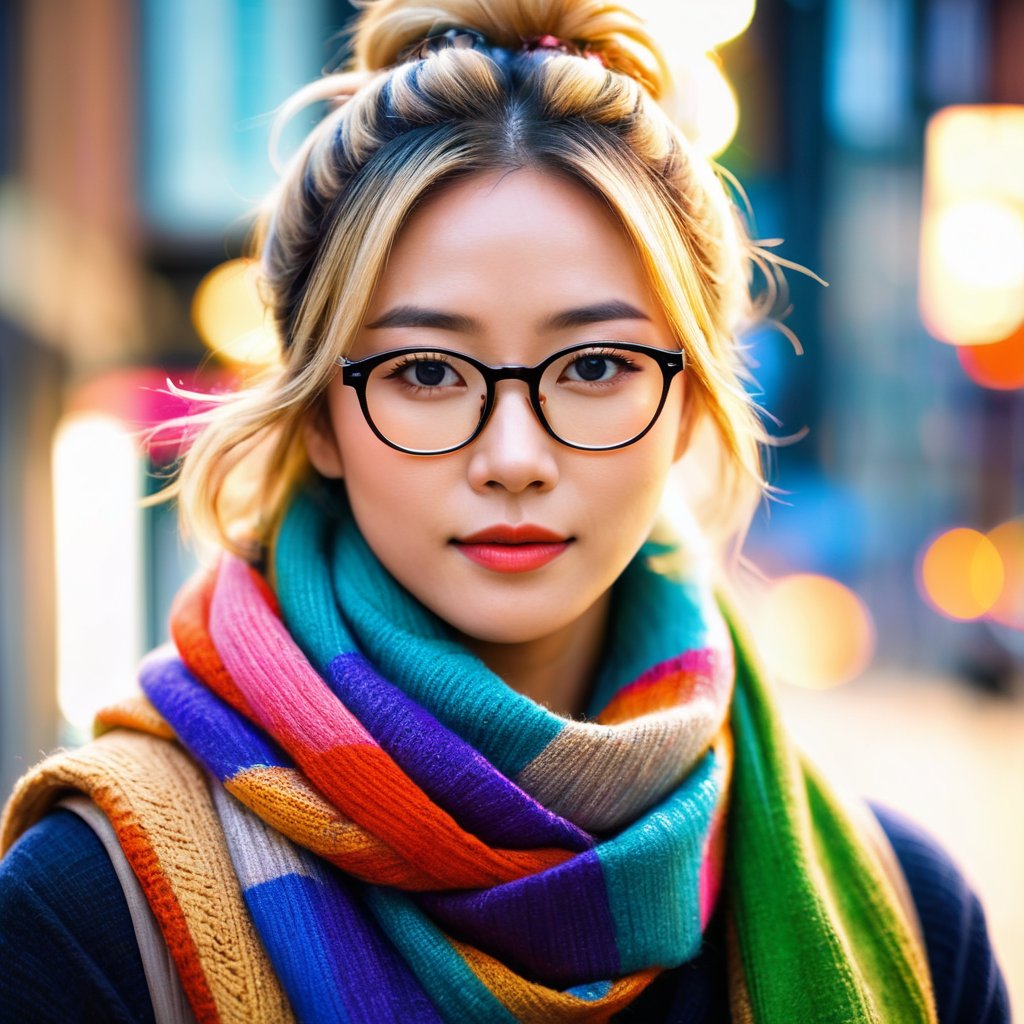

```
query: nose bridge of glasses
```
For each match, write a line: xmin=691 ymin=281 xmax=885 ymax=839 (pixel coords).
xmin=486 ymin=370 xmax=543 ymax=422
xmin=468 ymin=362 xmax=552 ymax=449
xmin=486 ymin=362 xmax=537 ymax=388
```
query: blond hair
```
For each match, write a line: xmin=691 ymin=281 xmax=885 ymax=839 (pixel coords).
xmin=156 ymin=0 xmax=779 ymax=563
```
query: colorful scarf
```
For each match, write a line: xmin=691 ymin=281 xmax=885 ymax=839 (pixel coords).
xmin=2 ymin=485 xmax=937 ymax=1023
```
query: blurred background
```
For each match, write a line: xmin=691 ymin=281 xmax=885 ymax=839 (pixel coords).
xmin=0 ymin=0 xmax=1020 ymax=1008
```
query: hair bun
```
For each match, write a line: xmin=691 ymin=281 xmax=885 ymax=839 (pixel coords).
xmin=352 ymin=0 xmax=669 ymax=99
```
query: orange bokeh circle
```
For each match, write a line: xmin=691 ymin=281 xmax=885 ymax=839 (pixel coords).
xmin=956 ymin=322 xmax=1024 ymax=390
xmin=757 ymin=574 xmax=875 ymax=689
xmin=986 ymin=519 xmax=1024 ymax=629
xmin=919 ymin=528 xmax=1004 ymax=620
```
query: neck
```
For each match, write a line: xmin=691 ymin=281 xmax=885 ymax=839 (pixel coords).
xmin=457 ymin=591 xmax=611 ymax=717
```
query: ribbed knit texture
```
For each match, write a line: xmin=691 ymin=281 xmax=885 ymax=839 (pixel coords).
xmin=140 ymin=488 xmax=735 ymax=1022
xmin=1 ymin=486 xmax=941 ymax=1023
xmin=4 ymin=805 xmax=1010 ymax=1022
xmin=724 ymin=604 xmax=938 ymax=1022
xmin=0 ymin=731 xmax=294 ymax=1023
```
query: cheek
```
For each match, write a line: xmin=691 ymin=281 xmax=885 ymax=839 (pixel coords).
xmin=590 ymin=414 xmax=683 ymax=531
xmin=331 ymin=397 xmax=405 ymax=527
xmin=332 ymin=397 xmax=458 ymax=564
xmin=575 ymin=447 xmax=677 ymax=544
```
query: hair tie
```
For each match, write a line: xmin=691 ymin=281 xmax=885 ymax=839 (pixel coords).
xmin=519 ymin=34 xmax=607 ymax=67
xmin=399 ymin=27 xmax=607 ymax=68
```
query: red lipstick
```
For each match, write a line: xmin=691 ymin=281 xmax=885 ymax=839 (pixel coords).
xmin=453 ymin=524 xmax=571 ymax=573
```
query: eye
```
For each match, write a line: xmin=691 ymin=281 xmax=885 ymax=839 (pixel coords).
xmin=408 ymin=360 xmax=452 ymax=387
xmin=561 ymin=350 xmax=635 ymax=384
xmin=386 ymin=354 xmax=465 ymax=390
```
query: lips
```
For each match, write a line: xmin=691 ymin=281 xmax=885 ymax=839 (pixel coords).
xmin=457 ymin=524 xmax=568 ymax=545
xmin=452 ymin=524 xmax=572 ymax=573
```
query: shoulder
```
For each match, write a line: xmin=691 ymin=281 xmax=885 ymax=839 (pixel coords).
xmin=871 ymin=802 xmax=1012 ymax=1024
xmin=0 ymin=808 xmax=154 ymax=1024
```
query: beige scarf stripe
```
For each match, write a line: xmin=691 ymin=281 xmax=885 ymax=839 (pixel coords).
xmin=0 ymin=729 xmax=294 ymax=1024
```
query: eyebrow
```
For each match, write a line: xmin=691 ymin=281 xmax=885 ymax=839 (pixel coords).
xmin=364 ymin=300 xmax=651 ymax=333
xmin=364 ymin=306 xmax=475 ymax=332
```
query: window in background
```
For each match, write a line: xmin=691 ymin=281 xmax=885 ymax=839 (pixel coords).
xmin=140 ymin=0 xmax=330 ymax=237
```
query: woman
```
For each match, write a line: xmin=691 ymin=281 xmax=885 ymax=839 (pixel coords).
xmin=0 ymin=1 xmax=1009 ymax=1021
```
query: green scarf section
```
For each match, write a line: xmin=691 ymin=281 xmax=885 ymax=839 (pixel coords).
xmin=722 ymin=594 xmax=937 ymax=1023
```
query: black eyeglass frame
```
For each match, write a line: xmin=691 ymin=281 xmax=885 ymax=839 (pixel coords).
xmin=337 ymin=341 xmax=686 ymax=456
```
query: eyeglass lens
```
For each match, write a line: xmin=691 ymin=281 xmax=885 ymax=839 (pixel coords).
xmin=361 ymin=347 xmax=667 ymax=452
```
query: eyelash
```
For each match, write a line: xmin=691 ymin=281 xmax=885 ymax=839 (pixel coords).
xmin=384 ymin=354 xmax=462 ymax=392
xmin=380 ymin=345 xmax=643 ymax=391
xmin=566 ymin=348 xmax=641 ymax=374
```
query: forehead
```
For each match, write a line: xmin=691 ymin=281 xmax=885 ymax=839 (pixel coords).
xmin=366 ymin=167 xmax=657 ymax=322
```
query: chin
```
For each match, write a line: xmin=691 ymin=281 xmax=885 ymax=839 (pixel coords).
xmin=443 ymin=607 xmax=578 ymax=647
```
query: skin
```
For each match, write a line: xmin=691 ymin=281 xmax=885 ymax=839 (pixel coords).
xmin=305 ymin=167 xmax=693 ymax=715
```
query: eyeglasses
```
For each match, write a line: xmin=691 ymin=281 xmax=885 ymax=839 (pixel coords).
xmin=337 ymin=342 xmax=685 ymax=455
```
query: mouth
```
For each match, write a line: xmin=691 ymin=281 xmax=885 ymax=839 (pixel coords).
xmin=452 ymin=524 xmax=573 ymax=574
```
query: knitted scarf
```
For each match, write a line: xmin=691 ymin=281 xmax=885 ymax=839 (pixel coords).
xmin=2 ymin=486 xmax=937 ymax=1023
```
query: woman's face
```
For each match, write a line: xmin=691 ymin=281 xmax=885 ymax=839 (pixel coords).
xmin=306 ymin=167 xmax=690 ymax=648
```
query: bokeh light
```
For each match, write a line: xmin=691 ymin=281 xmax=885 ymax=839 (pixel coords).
xmin=52 ymin=413 xmax=142 ymax=733
xmin=919 ymin=105 xmax=1024 ymax=346
xmin=191 ymin=257 xmax=280 ymax=367
xmin=691 ymin=56 xmax=740 ymax=157
xmin=663 ymin=54 xmax=740 ymax=157
xmin=633 ymin=0 xmax=756 ymax=53
xmin=755 ymin=574 xmax=875 ymax=690
xmin=927 ymin=104 xmax=1024 ymax=203
xmin=934 ymin=200 xmax=1024 ymax=291
xmin=919 ymin=528 xmax=1005 ymax=620
xmin=956 ymin=323 xmax=1024 ymax=390
xmin=986 ymin=519 xmax=1024 ymax=630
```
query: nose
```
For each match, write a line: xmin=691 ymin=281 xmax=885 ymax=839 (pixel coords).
xmin=465 ymin=381 xmax=560 ymax=494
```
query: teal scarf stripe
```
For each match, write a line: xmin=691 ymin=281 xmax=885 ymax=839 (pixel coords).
xmin=365 ymin=887 xmax=520 ymax=1024
xmin=274 ymin=489 xmax=361 ymax=664
xmin=586 ymin=542 xmax=726 ymax=717
xmin=598 ymin=745 xmax=724 ymax=970
xmin=276 ymin=487 xmax=723 ymax=777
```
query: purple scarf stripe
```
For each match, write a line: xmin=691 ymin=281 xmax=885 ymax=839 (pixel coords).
xmin=326 ymin=652 xmax=593 ymax=852
xmin=417 ymin=849 xmax=620 ymax=984
xmin=247 ymin=871 xmax=444 ymax=1024
xmin=139 ymin=648 xmax=291 ymax=781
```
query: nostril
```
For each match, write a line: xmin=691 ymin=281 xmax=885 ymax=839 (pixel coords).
xmin=485 ymin=476 xmax=546 ymax=490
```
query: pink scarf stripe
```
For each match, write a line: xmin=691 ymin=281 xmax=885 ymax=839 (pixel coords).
xmin=597 ymin=648 xmax=731 ymax=726
xmin=208 ymin=556 xmax=575 ymax=888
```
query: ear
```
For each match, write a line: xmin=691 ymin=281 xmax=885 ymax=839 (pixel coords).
xmin=302 ymin=403 xmax=345 ymax=479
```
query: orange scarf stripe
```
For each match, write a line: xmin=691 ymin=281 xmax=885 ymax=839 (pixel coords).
xmin=451 ymin=938 xmax=660 ymax=1023
xmin=224 ymin=766 xmax=443 ymax=890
